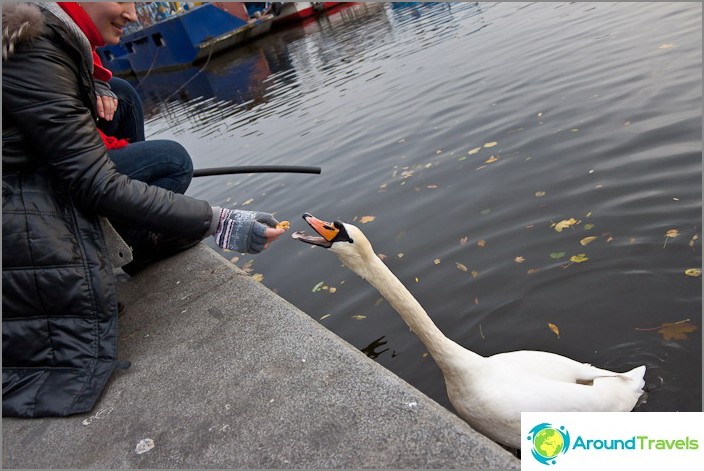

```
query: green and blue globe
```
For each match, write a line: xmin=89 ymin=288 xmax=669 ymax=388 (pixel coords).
xmin=527 ymin=423 xmax=571 ymax=465
xmin=534 ymin=428 xmax=564 ymax=458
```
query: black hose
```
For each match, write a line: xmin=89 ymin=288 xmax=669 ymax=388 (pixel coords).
xmin=193 ymin=165 xmax=321 ymax=177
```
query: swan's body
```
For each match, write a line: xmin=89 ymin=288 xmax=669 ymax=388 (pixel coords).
xmin=293 ymin=214 xmax=646 ymax=449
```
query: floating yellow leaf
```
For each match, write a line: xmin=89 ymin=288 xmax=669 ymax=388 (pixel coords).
xmin=468 ymin=147 xmax=482 ymax=155
xmin=456 ymin=262 xmax=468 ymax=272
xmin=483 ymin=141 xmax=498 ymax=148
xmin=359 ymin=215 xmax=376 ymax=224
xmin=547 ymin=323 xmax=560 ymax=338
xmin=554 ymin=218 xmax=579 ymax=232
xmin=433 ymin=258 xmax=441 ymax=265
xmin=663 ymin=229 xmax=680 ymax=248
xmin=351 ymin=315 xmax=367 ymax=320
xmin=570 ymin=253 xmax=589 ymax=263
xmin=659 ymin=321 xmax=697 ymax=340
xmin=580 ymin=236 xmax=598 ymax=246
xmin=329 ymin=287 xmax=337 ymax=293
xmin=485 ymin=155 xmax=499 ymax=164
xmin=242 ymin=198 xmax=254 ymax=205
xmin=684 ymin=268 xmax=701 ymax=277
xmin=514 ymin=256 xmax=526 ymax=264
xmin=397 ymin=253 xmax=404 ymax=258
xmin=477 ymin=240 xmax=487 ymax=247
xmin=659 ymin=43 xmax=675 ymax=49
xmin=252 ymin=273 xmax=264 ymax=282
xmin=535 ymin=191 xmax=546 ymax=197
xmin=471 ymin=270 xmax=479 ymax=278
xmin=636 ymin=318 xmax=698 ymax=340
xmin=320 ymin=314 xmax=331 ymax=320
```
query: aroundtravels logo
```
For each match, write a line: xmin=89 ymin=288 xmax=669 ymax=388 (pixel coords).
xmin=526 ymin=423 xmax=571 ymax=465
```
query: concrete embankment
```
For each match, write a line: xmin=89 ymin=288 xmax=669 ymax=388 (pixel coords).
xmin=2 ymin=243 xmax=520 ymax=469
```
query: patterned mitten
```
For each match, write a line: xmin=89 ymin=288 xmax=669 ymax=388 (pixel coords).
xmin=213 ymin=209 xmax=278 ymax=254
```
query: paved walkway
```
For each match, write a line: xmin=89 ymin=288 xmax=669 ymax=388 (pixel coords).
xmin=2 ymin=244 xmax=520 ymax=469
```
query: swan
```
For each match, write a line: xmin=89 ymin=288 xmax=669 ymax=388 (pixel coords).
xmin=292 ymin=213 xmax=646 ymax=449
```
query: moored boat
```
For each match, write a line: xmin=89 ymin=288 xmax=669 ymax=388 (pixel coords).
xmin=97 ymin=3 xmax=272 ymax=75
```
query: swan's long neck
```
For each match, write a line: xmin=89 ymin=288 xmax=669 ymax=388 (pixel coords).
xmin=360 ymin=254 xmax=483 ymax=367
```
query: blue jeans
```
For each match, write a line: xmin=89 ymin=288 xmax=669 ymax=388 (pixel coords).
xmin=97 ymin=77 xmax=145 ymax=143
xmin=100 ymin=77 xmax=193 ymax=194
xmin=108 ymin=140 xmax=193 ymax=195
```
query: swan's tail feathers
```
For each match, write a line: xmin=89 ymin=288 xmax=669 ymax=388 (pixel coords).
xmin=621 ymin=365 xmax=646 ymax=393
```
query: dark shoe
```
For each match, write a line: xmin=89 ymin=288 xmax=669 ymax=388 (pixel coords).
xmin=122 ymin=232 xmax=202 ymax=276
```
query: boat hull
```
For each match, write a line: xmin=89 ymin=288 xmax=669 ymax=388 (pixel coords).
xmin=98 ymin=4 xmax=271 ymax=75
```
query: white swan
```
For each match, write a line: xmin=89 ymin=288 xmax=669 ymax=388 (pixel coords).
xmin=292 ymin=213 xmax=646 ymax=449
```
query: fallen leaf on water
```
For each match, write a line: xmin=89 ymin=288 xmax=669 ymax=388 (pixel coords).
xmin=471 ymin=270 xmax=479 ymax=278
xmin=397 ymin=253 xmax=404 ymax=258
xmin=684 ymin=268 xmax=701 ymax=277
xmin=663 ymin=228 xmax=679 ymax=247
xmin=689 ymin=234 xmax=699 ymax=247
xmin=329 ymin=287 xmax=337 ymax=293
xmin=433 ymin=258 xmax=441 ymax=265
xmin=535 ymin=191 xmax=546 ymax=197
xmin=484 ymin=141 xmax=498 ymax=148
xmin=468 ymin=147 xmax=482 ymax=155
xmin=569 ymin=253 xmax=589 ymax=263
xmin=514 ymin=256 xmax=526 ymax=264
xmin=351 ymin=315 xmax=367 ymax=320
xmin=456 ymin=262 xmax=468 ymax=272
xmin=547 ymin=323 xmax=560 ymax=338
xmin=553 ymin=218 xmax=580 ymax=232
xmin=242 ymin=198 xmax=254 ymax=205
xmin=550 ymin=252 xmax=566 ymax=260
xmin=359 ymin=215 xmax=376 ymax=224
xmin=485 ymin=156 xmax=499 ymax=164
xmin=320 ymin=314 xmax=331 ymax=320
xmin=252 ymin=273 xmax=264 ymax=282
xmin=636 ymin=319 xmax=698 ymax=341
xmin=460 ymin=236 xmax=469 ymax=246
xmin=580 ymin=236 xmax=599 ymax=246
xmin=477 ymin=239 xmax=487 ymax=247
xmin=583 ymin=223 xmax=595 ymax=230
xmin=659 ymin=43 xmax=675 ymax=49
xmin=312 ymin=281 xmax=325 ymax=292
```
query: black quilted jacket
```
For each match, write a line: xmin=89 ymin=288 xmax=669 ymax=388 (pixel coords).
xmin=2 ymin=3 xmax=212 ymax=417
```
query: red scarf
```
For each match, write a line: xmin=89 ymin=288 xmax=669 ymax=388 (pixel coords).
xmin=59 ymin=2 xmax=129 ymax=150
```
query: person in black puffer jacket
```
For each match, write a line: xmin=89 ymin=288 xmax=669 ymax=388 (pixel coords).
xmin=2 ymin=2 xmax=286 ymax=418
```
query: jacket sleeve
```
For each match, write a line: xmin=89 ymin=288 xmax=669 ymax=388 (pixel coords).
xmin=2 ymin=33 xmax=213 ymax=239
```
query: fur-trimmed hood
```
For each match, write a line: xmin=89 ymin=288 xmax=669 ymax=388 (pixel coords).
xmin=2 ymin=2 xmax=93 ymax=68
xmin=2 ymin=2 xmax=44 ymax=59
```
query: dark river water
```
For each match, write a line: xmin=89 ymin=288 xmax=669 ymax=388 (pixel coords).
xmin=126 ymin=2 xmax=702 ymax=416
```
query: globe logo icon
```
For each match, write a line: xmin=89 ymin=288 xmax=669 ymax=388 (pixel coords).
xmin=526 ymin=423 xmax=570 ymax=465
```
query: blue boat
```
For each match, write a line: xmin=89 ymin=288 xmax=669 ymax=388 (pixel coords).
xmin=97 ymin=3 xmax=272 ymax=75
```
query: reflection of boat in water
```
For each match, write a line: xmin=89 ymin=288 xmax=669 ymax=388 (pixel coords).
xmin=268 ymin=2 xmax=350 ymax=27
xmin=98 ymin=2 xmax=355 ymax=76
xmin=98 ymin=3 xmax=271 ymax=75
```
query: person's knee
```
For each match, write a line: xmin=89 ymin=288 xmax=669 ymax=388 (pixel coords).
xmin=158 ymin=140 xmax=193 ymax=175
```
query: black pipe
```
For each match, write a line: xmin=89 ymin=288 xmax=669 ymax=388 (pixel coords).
xmin=193 ymin=165 xmax=321 ymax=177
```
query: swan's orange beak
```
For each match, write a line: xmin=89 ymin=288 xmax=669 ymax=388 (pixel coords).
xmin=302 ymin=213 xmax=339 ymax=241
